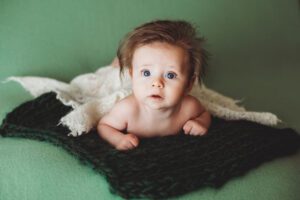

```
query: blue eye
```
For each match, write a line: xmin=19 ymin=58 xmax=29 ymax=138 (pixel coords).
xmin=165 ymin=72 xmax=177 ymax=79
xmin=142 ymin=70 xmax=151 ymax=77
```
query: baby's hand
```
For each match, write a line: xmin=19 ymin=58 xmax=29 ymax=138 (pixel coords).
xmin=115 ymin=133 xmax=139 ymax=151
xmin=183 ymin=120 xmax=208 ymax=136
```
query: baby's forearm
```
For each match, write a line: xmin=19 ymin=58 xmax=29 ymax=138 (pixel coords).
xmin=97 ymin=123 xmax=124 ymax=147
xmin=195 ymin=110 xmax=211 ymax=129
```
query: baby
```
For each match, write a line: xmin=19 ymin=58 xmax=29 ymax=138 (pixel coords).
xmin=97 ymin=20 xmax=211 ymax=151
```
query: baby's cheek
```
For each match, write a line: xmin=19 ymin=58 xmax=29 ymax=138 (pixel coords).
xmin=169 ymin=85 xmax=186 ymax=99
xmin=132 ymin=83 xmax=147 ymax=100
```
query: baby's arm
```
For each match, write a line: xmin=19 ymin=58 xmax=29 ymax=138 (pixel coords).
xmin=97 ymin=99 xmax=139 ymax=150
xmin=183 ymin=96 xmax=212 ymax=136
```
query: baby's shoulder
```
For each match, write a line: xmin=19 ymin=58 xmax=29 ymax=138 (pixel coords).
xmin=181 ymin=95 xmax=205 ymax=117
xmin=100 ymin=95 xmax=138 ymax=126
xmin=111 ymin=94 xmax=138 ymax=116
xmin=182 ymin=95 xmax=201 ymax=107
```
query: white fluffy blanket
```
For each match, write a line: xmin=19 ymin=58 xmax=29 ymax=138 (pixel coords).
xmin=5 ymin=65 xmax=280 ymax=136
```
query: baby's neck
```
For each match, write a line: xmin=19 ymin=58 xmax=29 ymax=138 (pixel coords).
xmin=139 ymin=102 xmax=182 ymax=120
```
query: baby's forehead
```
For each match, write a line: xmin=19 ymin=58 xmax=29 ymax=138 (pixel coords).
xmin=132 ymin=43 xmax=190 ymax=69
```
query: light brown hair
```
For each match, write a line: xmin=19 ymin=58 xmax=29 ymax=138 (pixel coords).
xmin=117 ymin=20 xmax=209 ymax=85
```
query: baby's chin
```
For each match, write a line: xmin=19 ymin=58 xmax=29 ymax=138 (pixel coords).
xmin=147 ymin=104 xmax=166 ymax=110
xmin=143 ymin=100 xmax=178 ymax=111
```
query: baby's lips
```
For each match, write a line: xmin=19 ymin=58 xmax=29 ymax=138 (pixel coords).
xmin=151 ymin=95 xmax=161 ymax=98
xmin=149 ymin=93 xmax=164 ymax=98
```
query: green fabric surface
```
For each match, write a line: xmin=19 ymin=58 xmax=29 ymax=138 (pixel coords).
xmin=0 ymin=138 xmax=299 ymax=200
xmin=0 ymin=0 xmax=299 ymax=199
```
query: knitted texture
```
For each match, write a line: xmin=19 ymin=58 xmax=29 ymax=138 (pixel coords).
xmin=0 ymin=92 xmax=299 ymax=199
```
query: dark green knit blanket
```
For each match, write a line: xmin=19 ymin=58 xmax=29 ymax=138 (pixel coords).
xmin=0 ymin=92 xmax=299 ymax=199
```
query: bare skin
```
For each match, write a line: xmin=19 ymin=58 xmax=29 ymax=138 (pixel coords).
xmin=98 ymin=42 xmax=211 ymax=151
xmin=110 ymin=57 xmax=120 ymax=67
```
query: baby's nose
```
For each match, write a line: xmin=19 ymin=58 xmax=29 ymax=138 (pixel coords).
xmin=152 ymin=78 xmax=164 ymax=88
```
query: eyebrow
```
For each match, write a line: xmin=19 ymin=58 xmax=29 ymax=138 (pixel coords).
xmin=140 ymin=64 xmax=152 ymax=67
xmin=141 ymin=64 xmax=177 ymax=68
xmin=139 ymin=64 xmax=183 ymax=73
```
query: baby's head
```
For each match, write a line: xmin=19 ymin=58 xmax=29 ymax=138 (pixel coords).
xmin=117 ymin=20 xmax=209 ymax=86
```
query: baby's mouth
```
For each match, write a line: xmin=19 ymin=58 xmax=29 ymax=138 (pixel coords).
xmin=150 ymin=94 xmax=163 ymax=99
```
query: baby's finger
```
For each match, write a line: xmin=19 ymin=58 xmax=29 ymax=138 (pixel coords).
xmin=199 ymin=128 xmax=207 ymax=136
xmin=195 ymin=124 xmax=207 ymax=135
xmin=193 ymin=126 xmax=207 ymax=136
xmin=183 ymin=124 xmax=192 ymax=134
xmin=120 ymin=143 xmax=134 ymax=151
xmin=189 ymin=128 xmax=198 ymax=136
xmin=130 ymin=138 xmax=139 ymax=147
xmin=126 ymin=144 xmax=135 ymax=150
xmin=128 ymin=134 xmax=139 ymax=147
xmin=117 ymin=144 xmax=129 ymax=151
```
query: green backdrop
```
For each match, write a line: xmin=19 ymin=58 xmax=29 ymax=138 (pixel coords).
xmin=0 ymin=0 xmax=299 ymax=200
xmin=1 ymin=0 xmax=299 ymax=131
